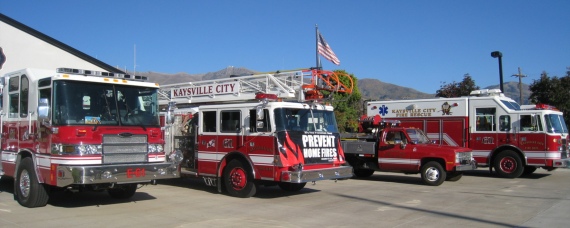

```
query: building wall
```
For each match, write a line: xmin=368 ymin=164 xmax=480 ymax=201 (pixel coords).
xmin=0 ymin=20 xmax=107 ymax=76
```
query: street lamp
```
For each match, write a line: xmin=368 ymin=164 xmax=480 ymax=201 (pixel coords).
xmin=491 ymin=51 xmax=504 ymax=93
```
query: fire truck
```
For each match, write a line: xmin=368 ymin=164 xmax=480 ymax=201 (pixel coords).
xmin=367 ymin=89 xmax=570 ymax=178
xmin=159 ymin=69 xmax=354 ymax=197
xmin=0 ymin=68 xmax=181 ymax=208
xmin=341 ymin=115 xmax=476 ymax=186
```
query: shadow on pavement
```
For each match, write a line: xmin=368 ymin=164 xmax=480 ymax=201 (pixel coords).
xmin=1 ymin=177 xmax=157 ymax=208
xmin=462 ymin=168 xmax=551 ymax=179
xmin=350 ymin=173 xmax=425 ymax=186
xmin=157 ymin=177 xmax=321 ymax=199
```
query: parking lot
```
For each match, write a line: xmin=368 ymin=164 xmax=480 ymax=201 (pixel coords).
xmin=1 ymin=168 xmax=569 ymax=227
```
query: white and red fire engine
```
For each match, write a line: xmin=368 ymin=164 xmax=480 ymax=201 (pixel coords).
xmin=367 ymin=89 xmax=570 ymax=178
xmin=159 ymin=69 xmax=354 ymax=197
xmin=0 ymin=68 xmax=181 ymax=208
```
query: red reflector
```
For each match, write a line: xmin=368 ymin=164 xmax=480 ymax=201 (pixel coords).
xmin=282 ymin=172 xmax=290 ymax=181
xmin=58 ymin=170 xmax=65 ymax=178
xmin=76 ymin=129 xmax=87 ymax=136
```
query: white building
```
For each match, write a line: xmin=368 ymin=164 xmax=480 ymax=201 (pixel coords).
xmin=0 ymin=13 xmax=121 ymax=76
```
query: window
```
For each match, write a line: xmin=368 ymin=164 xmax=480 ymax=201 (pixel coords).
xmin=499 ymin=115 xmax=511 ymax=131
xmin=250 ymin=109 xmax=271 ymax=133
xmin=475 ymin=108 xmax=496 ymax=131
xmin=202 ymin=111 xmax=217 ymax=132
xmin=20 ymin=75 xmax=29 ymax=117
xmin=8 ymin=76 xmax=19 ymax=118
xmin=385 ymin=131 xmax=407 ymax=145
xmin=221 ymin=110 xmax=241 ymax=133
xmin=520 ymin=115 xmax=535 ymax=131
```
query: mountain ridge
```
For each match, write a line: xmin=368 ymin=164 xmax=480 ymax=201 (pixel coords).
xmin=135 ymin=67 xmax=532 ymax=104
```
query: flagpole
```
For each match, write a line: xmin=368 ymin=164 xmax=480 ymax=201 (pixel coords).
xmin=315 ymin=24 xmax=321 ymax=70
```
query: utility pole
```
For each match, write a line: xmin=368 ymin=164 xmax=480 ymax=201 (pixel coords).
xmin=512 ymin=67 xmax=527 ymax=104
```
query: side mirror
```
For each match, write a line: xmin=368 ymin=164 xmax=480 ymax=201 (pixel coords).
xmin=37 ymin=98 xmax=50 ymax=124
xmin=399 ymin=140 xmax=407 ymax=149
xmin=256 ymin=121 xmax=264 ymax=129
xmin=256 ymin=107 xmax=264 ymax=120
xmin=531 ymin=114 xmax=538 ymax=131
xmin=165 ymin=101 xmax=176 ymax=124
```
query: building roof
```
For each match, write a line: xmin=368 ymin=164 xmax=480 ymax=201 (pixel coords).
xmin=0 ymin=13 xmax=124 ymax=73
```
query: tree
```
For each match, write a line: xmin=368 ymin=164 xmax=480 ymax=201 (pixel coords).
xmin=328 ymin=70 xmax=361 ymax=132
xmin=436 ymin=74 xmax=480 ymax=98
xmin=529 ymin=68 xmax=570 ymax=125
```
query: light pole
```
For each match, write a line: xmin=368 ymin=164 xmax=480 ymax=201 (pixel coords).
xmin=491 ymin=51 xmax=504 ymax=93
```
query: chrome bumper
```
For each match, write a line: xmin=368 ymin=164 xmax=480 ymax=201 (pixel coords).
xmin=56 ymin=162 xmax=180 ymax=187
xmin=456 ymin=160 xmax=477 ymax=171
xmin=552 ymin=158 xmax=570 ymax=168
xmin=284 ymin=166 xmax=353 ymax=183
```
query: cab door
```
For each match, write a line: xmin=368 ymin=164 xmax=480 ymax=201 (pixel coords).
xmin=197 ymin=110 xmax=218 ymax=175
xmin=378 ymin=130 xmax=414 ymax=171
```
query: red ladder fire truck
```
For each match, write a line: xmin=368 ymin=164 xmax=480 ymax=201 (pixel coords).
xmin=366 ymin=89 xmax=570 ymax=178
xmin=159 ymin=69 xmax=354 ymax=197
xmin=0 ymin=68 xmax=181 ymax=208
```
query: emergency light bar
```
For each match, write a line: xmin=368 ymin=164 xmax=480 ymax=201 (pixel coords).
xmin=56 ymin=68 xmax=148 ymax=81
xmin=470 ymin=89 xmax=502 ymax=96
xmin=255 ymin=93 xmax=279 ymax=101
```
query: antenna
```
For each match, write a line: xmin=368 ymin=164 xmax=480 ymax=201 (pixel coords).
xmin=133 ymin=44 xmax=136 ymax=75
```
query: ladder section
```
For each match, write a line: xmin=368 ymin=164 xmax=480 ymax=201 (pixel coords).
xmin=158 ymin=69 xmax=354 ymax=105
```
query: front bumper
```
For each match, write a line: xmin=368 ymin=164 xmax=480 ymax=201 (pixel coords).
xmin=55 ymin=162 xmax=180 ymax=187
xmin=456 ymin=160 xmax=478 ymax=171
xmin=552 ymin=158 xmax=570 ymax=168
xmin=283 ymin=166 xmax=353 ymax=183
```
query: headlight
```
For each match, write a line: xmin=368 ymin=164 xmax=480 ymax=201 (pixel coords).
xmin=51 ymin=143 xmax=102 ymax=155
xmin=456 ymin=152 xmax=472 ymax=163
xmin=148 ymin=144 xmax=164 ymax=153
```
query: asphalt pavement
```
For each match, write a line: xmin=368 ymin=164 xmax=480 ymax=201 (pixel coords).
xmin=1 ymin=168 xmax=569 ymax=227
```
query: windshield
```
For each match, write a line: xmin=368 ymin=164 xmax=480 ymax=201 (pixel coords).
xmin=405 ymin=128 xmax=432 ymax=144
xmin=53 ymin=80 xmax=159 ymax=126
xmin=544 ymin=114 xmax=568 ymax=134
xmin=274 ymin=108 xmax=338 ymax=133
xmin=500 ymin=100 xmax=521 ymax=110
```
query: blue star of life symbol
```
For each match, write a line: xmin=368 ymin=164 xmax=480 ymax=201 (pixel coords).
xmin=378 ymin=105 xmax=389 ymax=116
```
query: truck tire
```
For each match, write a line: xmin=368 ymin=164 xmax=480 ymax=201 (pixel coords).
xmin=493 ymin=150 xmax=524 ymax=178
xmin=521 ymin=166 xmax=538 ymax=176
xmin=353 ymin=169 xmax=375 ymax=178
xmin=446 ymin=172 xmax=463 ymax=182
xmin=108 ymin=184 xmax=138 ymax=199
xmin=278 ymin=182 xmax=306 ymax=192
xmin=15 ymin=157 xmax=49 ymax=208
xmin=420 ymin=161 xmax=446 ymax=186
xmin=223 ymin=159 xmax=256 ymax=198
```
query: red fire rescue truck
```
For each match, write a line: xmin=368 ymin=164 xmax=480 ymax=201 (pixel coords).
xmin=341 ymin=115 xmax=476 ymax=186
xmin=0 ymin=68 xmax=181 ymax=208
xmin=159 ymin=69 xmax=354 ymax=197
xmin=367 ymin=89 xmax=570 ymax=178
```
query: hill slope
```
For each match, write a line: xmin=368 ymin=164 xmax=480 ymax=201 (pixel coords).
xmin=139 ymin=67 xmax=531 ymax=103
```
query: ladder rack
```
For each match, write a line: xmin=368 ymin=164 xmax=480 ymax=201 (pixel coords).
xmin=158 ymin=69 xmax=354 ymax=105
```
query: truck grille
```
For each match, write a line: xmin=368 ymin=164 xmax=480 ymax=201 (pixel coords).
xmin=102 ymin=134 xmax=148 ymax=164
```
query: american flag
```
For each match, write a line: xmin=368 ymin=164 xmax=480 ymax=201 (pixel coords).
xmin=317 ymin=31 xmax=340 ymax=65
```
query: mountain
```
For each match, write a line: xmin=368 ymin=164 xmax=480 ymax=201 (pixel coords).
xmin=358 ymin=78 xmax=435 ymax=100
xmin=138 ymin=67 xmax=531 ymax=104
xmin=127 ymin=67 xmax=256 ymax=85
xmin=483 ymin=81 xmax=532 ymax=105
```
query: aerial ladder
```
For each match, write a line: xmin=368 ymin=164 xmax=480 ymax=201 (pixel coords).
xmin=158 ymin=68 xmax=354 ymax=105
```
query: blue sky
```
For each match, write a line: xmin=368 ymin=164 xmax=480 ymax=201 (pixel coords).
xmin=1 ymin=0 xmax=569 ymax=93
